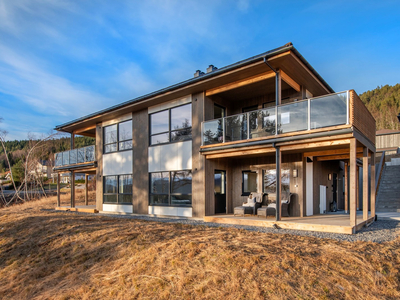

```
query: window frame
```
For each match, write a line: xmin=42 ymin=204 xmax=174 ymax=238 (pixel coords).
xmin=242 ymin=170 xmax=258 ymax=196
xmin=149 ymin=170 xmax=192 ymax=207
xmin=103 ymin=174 xmax=133 ymax=204
xmin=103 ymin=120 xmax=133 ymax=154
xmin=149 ymin=103 xmax=192 ymax=146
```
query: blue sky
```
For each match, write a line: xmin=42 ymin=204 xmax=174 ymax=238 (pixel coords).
xmin=0 ymin=0 xmax=399 ymax=140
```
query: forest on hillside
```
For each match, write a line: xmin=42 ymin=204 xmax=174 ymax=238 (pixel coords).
xmin=359 ymin=83 xmax=400 ymax=130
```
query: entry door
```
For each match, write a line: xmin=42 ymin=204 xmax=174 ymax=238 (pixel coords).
xmin=214 ymin=170 xmax=226 ymax=214
xmin=331 ymin=173 xmax=338 ymax=211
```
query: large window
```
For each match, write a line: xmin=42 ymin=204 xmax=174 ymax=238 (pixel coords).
xmin=103 ymin=175 xmax=132 ymax=204
xmin=149 ymin=103 xmax=192 ymax=145
xmin=104 ymin=120 xmax=132 ymax=153
xmin=149 ymin=170 xmax=192 ymax=206
xmin=263 ymin=169 xmax=290 ymax=199
xmin=242 ymin=170 xmax=257 ymax=196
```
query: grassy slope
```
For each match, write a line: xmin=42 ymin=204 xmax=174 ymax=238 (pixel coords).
xmin=0 ymin=192 xmax=399 ymax=299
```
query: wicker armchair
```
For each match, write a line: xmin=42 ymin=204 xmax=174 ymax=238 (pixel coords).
xmin=234 ymin=192 xmax=263 ymax=216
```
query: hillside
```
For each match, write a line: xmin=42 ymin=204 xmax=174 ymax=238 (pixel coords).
xmin=359 ymin=83 xmax=400 ymax=130
xmin=0 ymin=193 xmax=399 ymax=299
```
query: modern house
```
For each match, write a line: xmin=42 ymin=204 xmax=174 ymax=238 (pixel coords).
xmin=54 ymin=43 xmax=377 ymax=234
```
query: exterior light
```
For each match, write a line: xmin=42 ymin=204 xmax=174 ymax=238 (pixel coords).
xmin=328 ymin=173 xmax=332 ymax=181
xmin=293 ymin=169 xmax=298 ymax=178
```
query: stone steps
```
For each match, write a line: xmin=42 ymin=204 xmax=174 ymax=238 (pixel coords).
xmin=376 ymin=164 xmax=400 ymax=212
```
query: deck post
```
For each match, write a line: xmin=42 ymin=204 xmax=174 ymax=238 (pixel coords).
xmin=350 ymin=139 xmax=357 ymax=227
xmin=363 ymin=147 xmax=369 ymax=221
xmin=344 ymin=162 xmax=348 ymax=213
xmin=356 ymin=166 xmax=360 ymax=210
xmin=85 ymin=174 xmax=89 ymax=206
xmin=275 ymin=146 xmax=281 ymax=221
xmin=57 ymin=173 xmax=60 ymax=207
xmin=370 ymin=152 xmax=376 ymax=218
xmin=70 ymin=171 xmax=75 ymax=208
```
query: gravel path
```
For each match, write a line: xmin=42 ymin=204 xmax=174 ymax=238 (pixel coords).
xmin=48 ymin=210 xmax=400 ymax=243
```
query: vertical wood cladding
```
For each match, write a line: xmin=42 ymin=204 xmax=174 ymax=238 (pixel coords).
xmin=132 ymin=110 xmax=148 ymax=214
xmin=95 ymin=123 xmax=103 ymax=212
xmin=191 ymin=92 xmax=206 ymax=217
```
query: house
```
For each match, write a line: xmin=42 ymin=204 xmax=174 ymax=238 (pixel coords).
xmin=29 ymin=160 xmax=55 ymax=179
xmin=53 ymin=43 xmax=376 ymax=234
xmin=376 ymin=129 xmax=400 ymax=154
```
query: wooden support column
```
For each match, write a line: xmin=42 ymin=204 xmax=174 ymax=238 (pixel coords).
xmin=370 ymin=152 xmax=376 ymax=218
xmin=57 ymin=173 xmax=61 ymax=207
xmin=350 ymin=139 xmax=357 ymax=227
xmin=363 ymin=147 xmax=369 ymax=221
xmin=70 ymin=171 xmax=75 ymax=208
xmin=275 ymin=146 xmax=281 ymax=221
xmin=85 ymin=174 xmax=89 ymax=206
xmin=344 ymin=162 xmax=348 ymax=213
xmin=356 ymin=166 xmax=360 ymax=210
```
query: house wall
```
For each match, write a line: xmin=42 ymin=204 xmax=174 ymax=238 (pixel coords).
xmin=376 ymin=133 xmax=400 ymax=150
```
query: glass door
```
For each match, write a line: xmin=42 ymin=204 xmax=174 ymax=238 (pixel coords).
xmin=214 ymin=170 xmax=226 ymax=214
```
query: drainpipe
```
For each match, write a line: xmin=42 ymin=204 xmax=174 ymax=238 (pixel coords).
xmin=264 ymin=57 xmax=281 ymax=106
xmin=273 ymin=142 xmax=281 ymax=221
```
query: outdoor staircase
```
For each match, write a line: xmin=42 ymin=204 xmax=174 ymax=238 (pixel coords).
xmin=376 ymin=157 xmax=400 ymax=212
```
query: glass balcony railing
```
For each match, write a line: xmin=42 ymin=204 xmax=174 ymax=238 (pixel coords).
xmin=202 ymin=91 xmax=349 ymax=146
xmin=55 ymin=145 xmax=96 ymax=167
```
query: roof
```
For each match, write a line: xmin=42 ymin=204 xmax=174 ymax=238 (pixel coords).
xmin=55 ymin=42 xmax=334 ymax=132
xmin=376 ymin=129 xmax=400 ymax=136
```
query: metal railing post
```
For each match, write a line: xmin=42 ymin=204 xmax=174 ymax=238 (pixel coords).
xmin=222 ymin=118 xmax=226 ymax=143
xmin=308 ymin=98 xmax=311 ymax=130
xmin=346 ymin=90 xmax=350 ymax=125
xmin=246 ymin=112 xmax=250 ymax=139
xmin=275 ymin=106 xmax=278 ymax=135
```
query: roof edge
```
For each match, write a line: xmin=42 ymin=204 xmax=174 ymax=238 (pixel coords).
xmin=55 ymin=42 xmax=333 ymax=131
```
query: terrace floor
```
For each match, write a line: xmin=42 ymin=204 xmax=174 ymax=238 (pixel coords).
xmin=56 ymin=205 xmax=98 ymax=213
xmin=204 ymin=211 xmax=374 ymax=234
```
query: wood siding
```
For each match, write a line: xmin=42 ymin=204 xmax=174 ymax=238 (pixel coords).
xmin=350 ymin=90 xmax=376 ymax=146
xmin=95 ymin=123 xmax=103 ymax=212
xmin=192 ymin=92 xmax=206 ymax=217
xmin=376 ymin=133 xmax=400 ymax=150
xmin=132 ymin=109 xmax=149 ymax=214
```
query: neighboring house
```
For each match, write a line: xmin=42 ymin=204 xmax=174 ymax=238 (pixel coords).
xmin=5 ymin=172 xmax=11 ymax=181
xmin=53 ymin=43 xmax=376 ymax=233
xmin=376 ymin=129 xmax=400 ymax=154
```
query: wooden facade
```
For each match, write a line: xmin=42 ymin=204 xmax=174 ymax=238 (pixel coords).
xmin=53 ymin=43 xmax=376 ymax=234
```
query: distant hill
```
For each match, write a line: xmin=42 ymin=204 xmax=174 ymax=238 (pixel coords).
xmin=359 ymin=83 xmax=400 ymax=130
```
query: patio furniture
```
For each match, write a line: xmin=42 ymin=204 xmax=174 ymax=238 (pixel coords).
xmin=257 ymin=193 xmax=293 ymax=218
xmin=233 ymin=192 xmax=263 ymax=216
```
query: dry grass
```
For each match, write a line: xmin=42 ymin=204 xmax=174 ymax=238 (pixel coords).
xmin=0 ymin=193 xmax=399 ymax=299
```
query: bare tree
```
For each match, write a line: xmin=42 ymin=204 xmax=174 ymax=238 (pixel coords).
xmin=0 ymin=117 xmax=62 ymax=206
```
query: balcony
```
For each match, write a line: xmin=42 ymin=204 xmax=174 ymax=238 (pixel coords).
xmin=54 ymin=145 xmax=96 ymax=170
xmin=201 ymin=90 xmax=375 ymax=148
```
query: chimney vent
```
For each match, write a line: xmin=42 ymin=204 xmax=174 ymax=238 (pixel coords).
xmin=207 ymin=65 xmax=218 ymax=73
xmin=194 ymin=70 xmax=205 ymax=78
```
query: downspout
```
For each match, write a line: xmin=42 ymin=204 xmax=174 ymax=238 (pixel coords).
xmin=264 ymin=57 xmax=281 ymax=106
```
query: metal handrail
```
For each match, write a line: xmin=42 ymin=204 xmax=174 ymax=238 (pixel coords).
xmin=55 ymin=145 xmax=96 ymax=167
xmin=376 ymin=151 xmax=385 ymax=191
xmin=202 ymin=91 xmax=349 ymax=145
